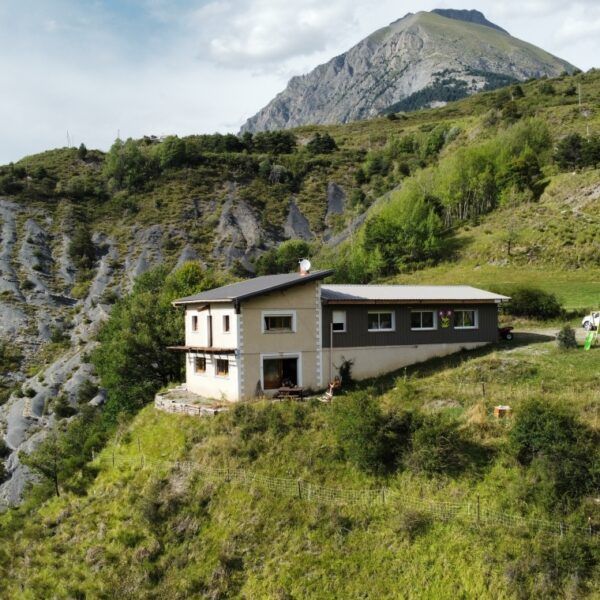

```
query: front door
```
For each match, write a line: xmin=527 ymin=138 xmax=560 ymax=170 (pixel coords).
xmin=263 ymin=357 xmax=298 ymax=390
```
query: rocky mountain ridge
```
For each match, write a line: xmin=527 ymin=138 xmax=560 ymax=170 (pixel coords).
xmin=241 ymin=9 xmax=575 ymax=132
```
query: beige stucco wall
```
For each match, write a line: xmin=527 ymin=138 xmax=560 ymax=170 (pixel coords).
xmin=325 ymin=342 xmax=489 ymax=382
xmin=240 ymin=280 xmax=321 ymax=398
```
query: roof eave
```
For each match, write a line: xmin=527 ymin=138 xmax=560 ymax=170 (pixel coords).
xmin=322 ymin=298 xmax=509 ymax=305
xmin=172 ymin=269 xmax=335 ymax=307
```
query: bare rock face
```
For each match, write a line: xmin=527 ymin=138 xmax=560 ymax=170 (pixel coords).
xmin=326 ymin=183 xmax=346 ymax=218
xmin=283 ymin=200 xmax=313 ymax=241
xmin=213 ymin=188 xmax=265 ymax=266
xmin=241 ymin=10 xmax=576 ymax=133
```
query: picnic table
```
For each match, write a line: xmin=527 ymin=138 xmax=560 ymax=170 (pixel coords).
xmin=275 ymin=386 xmax=305 ymax=400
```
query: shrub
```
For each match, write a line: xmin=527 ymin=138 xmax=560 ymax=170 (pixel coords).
xmin=53 ymin=395 xmax=77 ymax=419
xmin=332 ymin=394 xmax=414 ymax=473
xmin=0 ymin=461 xmax=5 ymax=483
xmin=254 ymin=239 xmax=311 ymax=276
xmin=77 ymin=380 xmax=99 ymax=404
xmin=50 ymin=325 xmax=68 ymax=344
xmin=396 ymin=510 xmax=432 ymax=541
xmin=306 ymin=132 xmax=338 ymax=155
xmin=502 ymin=286 xmax=564 ymax=319
xmin=0 ymin=437 xmax=10 ymax=459
xmin=331 ymin=392 xmax=388 ymax=473
xmin=556 ymin=324 xmax=577 ymax=349
xmin=68 ymin=224 xmax=95 ymax=270
xmin=509 ymin=399 xmax=599 ymax=510
xmin=406 ymin=413 xmax=465 ymax=474
xmin=539 ymin=81 xmax=556 ymax=95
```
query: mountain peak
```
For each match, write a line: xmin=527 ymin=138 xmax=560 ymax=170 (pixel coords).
xmin=430 ymin=9 xmax=509 ymax=34
xmin=241 ymin=10 xmax=575 ymax=133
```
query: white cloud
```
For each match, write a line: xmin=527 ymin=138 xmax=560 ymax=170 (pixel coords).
xmin=195 ymin=0 xmax=356 ymax=67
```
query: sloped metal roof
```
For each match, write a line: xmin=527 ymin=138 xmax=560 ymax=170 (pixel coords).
xmin=321 ymin=284 xmax=509 ymax=303
xmin=172 ymin=270 xmax=334 ymax=305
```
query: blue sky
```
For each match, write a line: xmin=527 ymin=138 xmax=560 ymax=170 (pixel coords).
xmin=1 ymin=0 xmax=599 ymax=164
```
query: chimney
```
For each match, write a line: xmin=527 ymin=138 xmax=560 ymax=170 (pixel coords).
xmin=299 ymin=258 xmax=311 ymax=276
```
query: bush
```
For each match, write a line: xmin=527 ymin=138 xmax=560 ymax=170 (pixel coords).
xmin=502 ymin=286 xmax=564 ymax=319
xmin=556 ymin=324 xmax=577 ymax=349
xmin=306 ymin=133 xmax=338 ymax=155
xmin=254 ymin=240 xmax=311 ymax=276
xmin=331 ymin=393 xmax=389 ymax=473
xmin=406 ymin=413 xmax=465 ymax=474
xmin=509 ymin=399 xmax=599 ymax=510
xmin=0 ymin=461 xmax=5 ymax=483
xmin=0 ymin=437 xmax=10 ymax=459
xmin=77 ymin=380 xmax=99 ymax=404
xmin=396 ymin=510 xmax=432 ymax=541
xmin=539 ymin=81 xmax=556 ymax=95
xmin=68 ymin=224 xmax=95 ymax=270
xmin=53 ymin=395 xmax=77 ymax=419
xmin=332 ymin=394 xmax=414 ymax=473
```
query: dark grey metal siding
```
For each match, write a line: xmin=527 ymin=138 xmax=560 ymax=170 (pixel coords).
xmin=322 ymin=304 xmax=499 ymax=348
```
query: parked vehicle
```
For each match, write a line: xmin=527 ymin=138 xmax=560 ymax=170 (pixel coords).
xmin=499 ymin=326 xmax=514 ymax=340
xmin=582 ymin=312 xmax=600 ymax=331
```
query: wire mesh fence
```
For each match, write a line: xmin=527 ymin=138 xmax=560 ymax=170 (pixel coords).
xmin=95 ymin=451 xmax=597 ymax=539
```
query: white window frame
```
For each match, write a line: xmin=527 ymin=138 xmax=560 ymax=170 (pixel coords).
xmin=332 ymin=310 xmax=347 ymax=333
xmin=261 ymin=310 xmax=297 ymax=334
xmin=215 ymin=357 xmax=230 ymax=378
xmin=454 ymin=309 xmax=479 ymax=330
xmin=410 ymin=310 xmax=437 ymax=331
xmin=191 ymin=314 xmax=198 ymax=332
xmin=367 ymin=311 xmax=395 ymax=332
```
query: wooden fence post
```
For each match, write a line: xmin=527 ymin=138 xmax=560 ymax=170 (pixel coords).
xmin=297 ymin=479 xmax=302 ymax=499
xmin=112 ymin=449 xmax=115 ymax=467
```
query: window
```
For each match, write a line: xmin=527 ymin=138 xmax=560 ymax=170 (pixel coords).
xmin=368 ymin=311 xmax=395 ymax=332
xmin=264 ymin=314 xmax=294 ymax=332
xmin=332 ymin=310 xmax=346 ymax=332
xmin=216 ymin=358 xmax=229 ymax=377
xmin=262 ymin=357 xmax=298 ymax=390
xmin=194 ymin=357 xmax=206 ymax=374
xmin=454 ymin=309 xmax=478 ymax=329
xmin=411 ymin=310 xmax=436 ymax=330
xmin=191 ymin=315 xmax=198 ymax=332
xmin=223 ymin=314 xmax=230 ymax=333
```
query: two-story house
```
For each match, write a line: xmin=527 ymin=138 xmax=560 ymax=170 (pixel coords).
xmin=171 ymin=268 xmax=508 ymax=401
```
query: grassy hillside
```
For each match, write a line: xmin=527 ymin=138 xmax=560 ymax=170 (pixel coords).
xmin=1 ymin=336 xmax=598 ymax=599
xmin=393 ymin=168 xmax=600 ymax=310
